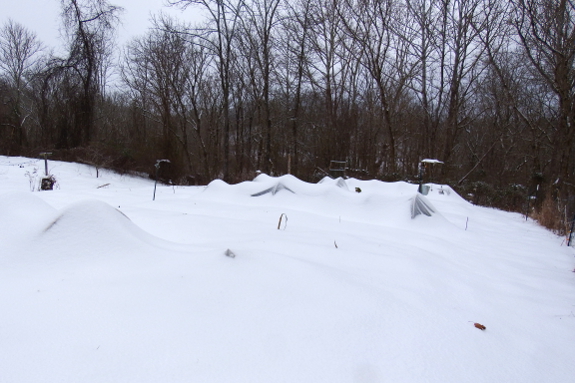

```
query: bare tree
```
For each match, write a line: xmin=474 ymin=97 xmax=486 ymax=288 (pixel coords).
xmin=341 ymin=0 xmax=418 ymax=175
xmin=304 ymin=0 xmax=356 ymax=173
xmin=277 ymin=0 xmax=314 ymax=175
xmin=438 ymin=0 xmax=487 ymax=169
xmin=58 ymin=0 xmax=122 ymax=147
xmin=512 ymin=0 xmax=575 ymax=193
xmin=405 ymin=0 xmax=439 ymax=159
xmin=403 ymin=0 xmax=488 ymax=175
xmin=0 ymin=19 xmax=43 ymax=149
xmin=457 ymin=0 xmax=527 ymax=186
xmin=239 ymin=0 xmax=282 ymax=174
xmin=123 ymin=16 xmax=219 ymax=181
xmin=123 ymin=23 xmax=183 ymax=170
xmin=169 ymin=0 xmax=244 ymax=181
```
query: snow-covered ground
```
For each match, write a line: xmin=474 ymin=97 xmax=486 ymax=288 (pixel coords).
xmin=1 ymin=156 xmax=574 ymax=383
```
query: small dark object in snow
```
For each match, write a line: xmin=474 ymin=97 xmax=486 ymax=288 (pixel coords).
xmin=474 ymin=323 xmax=486 ymax=330
xmin=355 ymin=187 xmax=362 ymax=193
xmin=225 ymin=249 xmax=236 ymax=258
xmin=40 ymin=176 xmax=56 ymax=190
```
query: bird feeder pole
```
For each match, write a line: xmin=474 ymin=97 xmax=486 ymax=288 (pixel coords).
xmin=153 ymin=159 xmax=170 ymax=201
xmin=39 ymin=152 xmax=52 ymax=176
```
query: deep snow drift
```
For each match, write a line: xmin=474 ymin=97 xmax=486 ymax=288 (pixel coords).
xmin=1 ymin=156 xmax=574 ymax=383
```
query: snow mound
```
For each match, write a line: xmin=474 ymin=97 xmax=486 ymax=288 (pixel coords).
xmin=199 ymin=174 xmax=463 ymax=226
xmin=40 ymin=200 xmax=178 ymax=255
xmin=318 ymin=176 xmax=349 ymax=190
xmin=0 ymin=192 xmax=57 ymax=244
xmin=251 ymin=182 xmax=295 ymax=197
xmin=254 ymin=173 xmax=318 ymax=195
xmin=205 ymin=178 xmax=230 ymax=191
xmin=206 ymin=174 xmax=350 ymax=199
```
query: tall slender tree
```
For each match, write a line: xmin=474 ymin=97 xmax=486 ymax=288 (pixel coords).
xmin=170 ymin=0 xmax=244 ymax=181
xmin=0 ymin=19 xmax=43 ymax=150
xmin=239 ymin=0 xmax=282 ymax=174
xmin=58 ymin=0 xmax=122 ymax=147
xmin=512 ymin=0 xmax=575 ymax=195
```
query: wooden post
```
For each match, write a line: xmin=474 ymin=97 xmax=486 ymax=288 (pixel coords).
xmin=39 ymin=152 xmax=52 ymax=176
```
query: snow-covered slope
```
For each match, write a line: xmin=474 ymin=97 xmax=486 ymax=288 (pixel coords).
xmin=1 ymin=156 xmax=574 ymax=382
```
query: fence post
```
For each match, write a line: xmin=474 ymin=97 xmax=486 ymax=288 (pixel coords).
xmin=568 ymin=213 xmax=575 ymax=247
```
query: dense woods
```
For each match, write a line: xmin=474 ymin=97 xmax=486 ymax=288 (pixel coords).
xmin=2 ymin=0 xmax=575 ymax=230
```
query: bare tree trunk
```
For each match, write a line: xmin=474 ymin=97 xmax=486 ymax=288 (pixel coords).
xmin=513 ymin=0 xmax=575 ymax=190
xmin=0 ymin=20 xmax=43 ymax=150
xmin=59 ymin=0 xmax=122 ymax=148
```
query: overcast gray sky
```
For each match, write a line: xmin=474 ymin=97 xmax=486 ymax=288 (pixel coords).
xmin=1 ymin=0 xmax=204 ymax=51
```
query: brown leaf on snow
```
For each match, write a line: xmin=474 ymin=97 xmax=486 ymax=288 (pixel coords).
xmin=474 ymin=323 xmax=486 ymax=330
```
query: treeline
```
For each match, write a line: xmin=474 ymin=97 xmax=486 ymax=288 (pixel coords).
xmin=1 ymin=0 xmax=575 ymax=229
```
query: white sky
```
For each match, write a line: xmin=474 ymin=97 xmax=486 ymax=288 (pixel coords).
xmin=1 ymin=0 xmax=205 ymax=51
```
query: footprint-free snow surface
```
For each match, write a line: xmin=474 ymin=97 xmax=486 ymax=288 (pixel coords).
xmin=1 ymin=156 xmax=574 ymax=382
